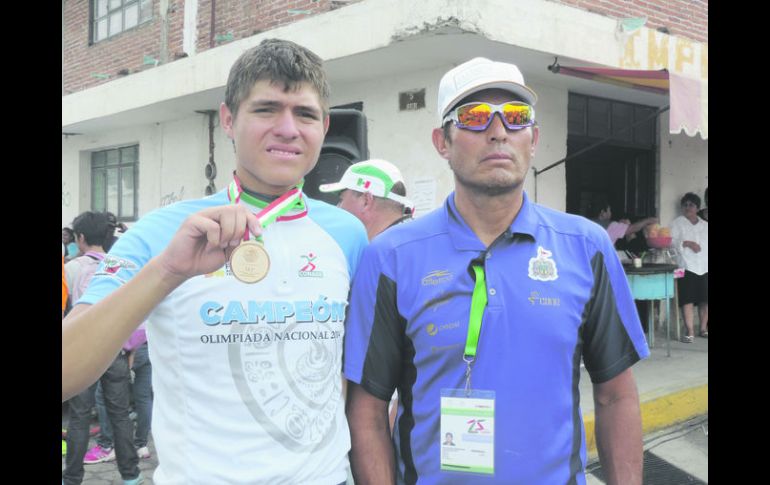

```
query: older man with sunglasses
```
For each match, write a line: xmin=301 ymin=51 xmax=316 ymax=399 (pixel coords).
xmin=344 ymin=57 xmax=649 ymax=485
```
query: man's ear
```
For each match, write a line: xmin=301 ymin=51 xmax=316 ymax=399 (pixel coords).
xmin=363 ymin=191 xmax=376 ymax=210
xmin=432 ymin=127 xmax=451 ymax=160
xmin=530 ymin=124 xmax=540 ymax=156
xmin=220 ymin=102 xmax=235 ymax=139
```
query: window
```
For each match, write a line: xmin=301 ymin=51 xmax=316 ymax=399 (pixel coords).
xmin=566 ymin=93 xmax=657 ymax=220
xmin=568 ymin=93 xmax=657 ymax=149
xmin=91 ymin=145 xmax=139 ymax=222
xmin=92 ymin=0 xmax=153 ymax=43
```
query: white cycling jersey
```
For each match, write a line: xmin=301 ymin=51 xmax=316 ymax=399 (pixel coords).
xmin=81 ymin=190 xmax=368 ymax=485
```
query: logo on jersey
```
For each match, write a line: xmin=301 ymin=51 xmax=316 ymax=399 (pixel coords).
xmin=528 ymin=291 xmax=561 ymax=306
xmin=228 ymin=320 xmax=343 ymax=454
xmin=199 ymin=297 xmax=347 ymax=326
xmin=204 ymin=267 xmax=229 ymax=278
xmin=95 ymin=255 xmax=137 ymax=279
xmin=528 ymin=246 xmax=558 ymax=281
xmin=467 ymin=419 xmax=487 ymax=433
xmin=425 ymin=321 xmax=460 ymax=336
xmin=298 ymin=252 xmax=324 ymax=278
xmin=422 ymin=270 xmax=453 ymax=286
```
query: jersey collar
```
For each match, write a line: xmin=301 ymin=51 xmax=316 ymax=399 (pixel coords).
xmin=444 ymin=191 xmax=538 ymax=251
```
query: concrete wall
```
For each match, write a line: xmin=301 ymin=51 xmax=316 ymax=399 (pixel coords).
xmin=62 ymin=0 xmax=707 ymax=227
xmin=63 ymin=66 xmax=576 ymax=227
xmin=658 ymin=111 xmax=708 ymax=225
xmin=329 ymin=65 xmax=570 ymax=214
xmin=63 ymin=64 xmax=710 ymax=228
xmin=62 ymin=115 xmax=241 ymax=227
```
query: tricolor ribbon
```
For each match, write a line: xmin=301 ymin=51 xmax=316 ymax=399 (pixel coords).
xmin=227 ymin=172 xmax=308 ymax=243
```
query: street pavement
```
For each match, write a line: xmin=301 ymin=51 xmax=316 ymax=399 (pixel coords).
xmin=60 ymin=422 xmax=159 ymax=485
xmin=63 ymin=324 xmax=707 ymax=484
xmin=587 ymin=415 xmax=708 ymax=484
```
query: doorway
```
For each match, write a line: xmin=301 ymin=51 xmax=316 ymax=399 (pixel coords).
xmin=565 ymin=93 xmax=658 ymax=220
xmin=566 ymin=141 xmax=655 ymax=219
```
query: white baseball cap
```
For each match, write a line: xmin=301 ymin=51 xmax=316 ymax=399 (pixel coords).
xmin=437 ymin=57 xmax=538 ymax=124
xmin=319 ymin=159 xmax=414 ymax=209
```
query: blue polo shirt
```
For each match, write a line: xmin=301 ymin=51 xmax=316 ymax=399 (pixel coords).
xmin=344 ymin=192 xmax=649 ymax=485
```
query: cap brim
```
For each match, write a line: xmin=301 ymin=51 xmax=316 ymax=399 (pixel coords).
xmin=318 ymin=182 xmax=347 ymax=193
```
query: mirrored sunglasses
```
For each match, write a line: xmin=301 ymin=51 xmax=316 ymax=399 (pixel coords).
xmin=443 ymin=101 xmax=535 ymax=131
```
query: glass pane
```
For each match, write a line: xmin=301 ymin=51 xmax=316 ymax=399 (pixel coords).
xmin=120 ymin=145 xmax=137 ymax=164
xmin=96 ymin=0 xmax=108 ymax=18
xmin=106 ymin=149 xmax=119 ymax=166
xmin=109 ymin=12 xmax=122 ymax=36
xmin=120 ymin=166 xmax=135 ymax=218
xmin=107 ymin=168 xmax=118 ymax=214
xmin=92 ymin=151 xmax=106 ymax=167
xmin=634 ymin=107 xmax=655 ymax=146
xmin=96 ymin=19 xmax=108 ymax=41
xmin=567 ymin=94 xmax=586 ymax=136
xmin=92 ymin=170 xmax=106 ymax=212
xmin=139 ymin=0 xmax=153 ymax=22
xmin=124 ymin=4 xmax=138 ymax=29
xmin=109 ymin=0 xmax=122 ymax=11
xmin=611 ymin=102 xmax=633 ymax=141
xmin=587 ymin=98 xmax=610 ymax=139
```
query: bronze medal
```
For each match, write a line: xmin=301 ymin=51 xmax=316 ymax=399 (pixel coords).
xmin=229 ymin=240 xmax=270 ymax=283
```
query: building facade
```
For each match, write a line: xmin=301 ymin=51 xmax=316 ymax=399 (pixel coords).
xmin=62 ymin=0 xmax=708 ymax=227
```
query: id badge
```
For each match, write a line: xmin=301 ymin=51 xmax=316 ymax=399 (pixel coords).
xmin=440 ymin=389 xmax=495 ymax=476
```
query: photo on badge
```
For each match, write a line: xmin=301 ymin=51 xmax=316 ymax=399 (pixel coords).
xmin=440 ymin=388 xmax=496 ymax=477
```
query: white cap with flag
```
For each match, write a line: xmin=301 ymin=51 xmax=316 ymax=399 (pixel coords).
xmin=318 ymin=159 xmax=413 ymax=209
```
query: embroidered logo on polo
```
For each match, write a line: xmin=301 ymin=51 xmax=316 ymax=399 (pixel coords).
xmin=422 ymin=270 xmax=453 ymax=286
xmin=528 ymin=291 xmax=561 ymax=306
xmin=299 ymin=252 xmax=324 ymax=278
xmin=94 ymin=255 xmax=137 ymax=280
xmin=528 ymin=246 xmax=558 ymax=281
xmin=425 ymin=321 xmax=461 ymax=336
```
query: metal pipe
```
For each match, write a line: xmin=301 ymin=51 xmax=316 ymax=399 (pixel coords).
xmin=534 ymin=105 xmax=670 ymax=177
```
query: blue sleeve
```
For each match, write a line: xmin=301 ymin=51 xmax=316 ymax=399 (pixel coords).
xmin=582 ymin=227 xmax=650 ymax=383
xmin=343 ymin=239 xmax=404 ymax=401
xmin=80 ymin=194 xmax=226 ymax=305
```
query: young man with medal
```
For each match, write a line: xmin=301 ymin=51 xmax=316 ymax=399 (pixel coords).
xmin=63 ymin=38 xmax=368 ymax=485
xmin=344 ymin=57 xmax=649 ymax=484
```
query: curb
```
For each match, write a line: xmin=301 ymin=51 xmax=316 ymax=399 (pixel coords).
xmin=583 ymin=384 xmax=708 ymax=459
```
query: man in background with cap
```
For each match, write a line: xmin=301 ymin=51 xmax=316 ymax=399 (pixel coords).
xmin=320 ymin=158 xmax=413 ymax=435
xmin=343 ymin=57 xmax=648 ymax=484
xmin=320 ymin=159 xmax=414 ymax=241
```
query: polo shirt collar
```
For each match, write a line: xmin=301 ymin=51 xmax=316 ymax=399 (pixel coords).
xmin=509 ymin=192 xmax=538 ymax=240
xmin=444 ymin=191 xmax=539 ymax=251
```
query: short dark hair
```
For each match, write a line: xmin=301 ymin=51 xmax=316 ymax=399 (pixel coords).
xmin=681 ymin=192 xmax=701 ymax=209
xmin=391 ymin=181 xmax=406 ymax=197
xmin=71 ymin=211 xmax=114 ymax=247
xmin=224 ymin=38 xmax=330 ymax=119
xmin=375 ymin=181 xmax=410 ymax=214
xmin=587 ymin=195 xmax=611 ymax=219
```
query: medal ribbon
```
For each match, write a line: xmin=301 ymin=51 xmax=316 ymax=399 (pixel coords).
xmin=463 ymin=262 xmax=488 ymax=394
xmin=227 ymin=173 xmax=307 ymax=243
